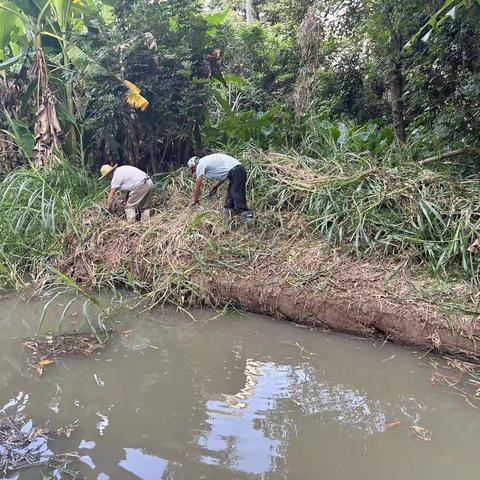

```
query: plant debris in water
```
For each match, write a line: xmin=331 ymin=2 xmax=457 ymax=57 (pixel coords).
xmin=24 ymin=332 xmax=110 ymax=374
xmin=430 ymin=357 xmax=480 ymax=409
xmin=410 ymin=425 xmax=432 ymax=442
xmin=0 ymin=415 xmax=79 ymax=477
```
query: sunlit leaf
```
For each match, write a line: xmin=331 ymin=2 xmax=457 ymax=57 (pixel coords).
xmin=168 ymin=16 xmax=178 ymax=33
xmin=123 ymin=80 xmax=149 ymax=111
xmin=223 ymin=73 xmax=246 ymax=86
xmin=204 ymin=8 xmax=229 ymax=26
xmin=0 ymin=2 xmax=17 ymax=49
xmin=421 ymin=29 xmax=432 ymax=42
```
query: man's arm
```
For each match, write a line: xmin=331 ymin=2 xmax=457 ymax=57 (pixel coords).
xmin=107 ymin=188 xmax=118 ymax=211
xmin=209 ymin=179 xmax=226 ymax=196
xmin=192 ymin=177 xmax=204 ymax=205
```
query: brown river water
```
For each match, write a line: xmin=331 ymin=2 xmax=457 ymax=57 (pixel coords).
xmin=0 ymin=294 xmax=479 ymax=480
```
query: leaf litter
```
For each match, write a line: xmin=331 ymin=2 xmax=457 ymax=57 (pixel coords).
xmin=0 ymin=415 xmax=80 ymax=477
xmin=24 ymin=332 xmax=111 ymax=374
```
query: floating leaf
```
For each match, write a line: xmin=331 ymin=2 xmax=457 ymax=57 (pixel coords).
xmin=410 ymin=425 xmax=431 ymax=442
xmin=385 ymin=420 xmax=401 ymax=430
xmin=36 ymin=358 xmax=55 ymax=375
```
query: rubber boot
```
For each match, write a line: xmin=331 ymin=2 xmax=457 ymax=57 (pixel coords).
xmin=125 ymin=207 xmax=136 ymax=223
xmin=141 ymin=209 xmax=151 ymax=222
xmin=241 ymin=211 xmax=255 ymax=228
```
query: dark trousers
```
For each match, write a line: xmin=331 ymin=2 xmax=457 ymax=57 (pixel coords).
xmin=225 ymin=165 xmax=249 ymax=213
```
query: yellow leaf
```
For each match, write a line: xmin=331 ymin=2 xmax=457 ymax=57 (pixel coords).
xmin=123 ymin=80 xmax=149 ymax=111
xmin=39 ymin=358 xmax=55 ymax=366
xmin=123 ymin=79 xmax=141 ymax=94
xmin=36 ymin=358 xmax=55 ymax=376
xmin=126 ymin=92 xmax=149 ymax=111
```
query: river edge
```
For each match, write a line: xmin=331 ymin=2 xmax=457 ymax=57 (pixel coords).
xmin=59 ymin=199 xmax=480 ymax=361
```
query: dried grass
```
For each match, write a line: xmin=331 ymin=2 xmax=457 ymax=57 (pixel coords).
xmin=55 ymin=169 xmax=480 ymax=344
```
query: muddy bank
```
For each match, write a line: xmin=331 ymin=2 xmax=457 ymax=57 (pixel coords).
xmin=60 ymin=192 xmax=480 ymax=360
xmin=203 ymin=276 xmax=479 ymax=359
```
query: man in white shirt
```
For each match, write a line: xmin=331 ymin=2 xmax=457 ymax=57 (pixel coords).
xmin=188 ymin=153 xmax=254 ymax=226
xmin=99 ymin=164 xmax=153 ymax=222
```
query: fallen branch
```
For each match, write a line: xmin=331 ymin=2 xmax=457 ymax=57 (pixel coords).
xmin=420 ymin=148 xmax=469 ymax=166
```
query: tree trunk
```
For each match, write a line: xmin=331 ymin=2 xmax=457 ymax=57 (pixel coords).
xmin=389 ymin=31 xmax=405 ymax=144
xmin=246 ymin=0 xmax=253 ymax=23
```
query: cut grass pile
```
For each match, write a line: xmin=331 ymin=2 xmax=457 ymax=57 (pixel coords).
xmin=244 ymin=149 xmax=480 ymax=285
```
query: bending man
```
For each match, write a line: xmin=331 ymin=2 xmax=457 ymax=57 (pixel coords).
xmin=188 ymin=153 xmax=254 ymax=225
xmin=99 ymin=164 xmax=153 ymax=222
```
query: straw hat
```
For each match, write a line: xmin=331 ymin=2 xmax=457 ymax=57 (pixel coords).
xmin=99 ymin=164 xmax=118 ymax=180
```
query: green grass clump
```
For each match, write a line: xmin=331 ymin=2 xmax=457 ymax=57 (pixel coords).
xmin=0 ymin=162 xmax=103 ymax=288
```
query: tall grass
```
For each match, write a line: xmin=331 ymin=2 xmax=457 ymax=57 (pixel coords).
xmin=0 ymin=162 xmax=103 ymax=288
xmin=243 ymin=142 xmax=480 ymax=285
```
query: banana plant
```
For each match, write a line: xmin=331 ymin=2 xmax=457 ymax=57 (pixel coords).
xmin=0 ymin=0 xmax=138 ymax=167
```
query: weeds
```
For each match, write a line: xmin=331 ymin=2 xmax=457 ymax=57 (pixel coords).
xmin=0 ymin=161 xmax=103 ymax=288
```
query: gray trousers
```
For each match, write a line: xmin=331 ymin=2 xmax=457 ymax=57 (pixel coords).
xmin=125 ymin=179 xmax=153 ymax=222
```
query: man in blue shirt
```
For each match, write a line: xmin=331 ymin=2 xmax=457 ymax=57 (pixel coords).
xmin=188 ymin=153 xmax=254 ymax=226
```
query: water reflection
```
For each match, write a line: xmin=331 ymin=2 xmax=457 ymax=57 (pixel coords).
xmin=198 ymin=359 xmax=386 ymax=476
xmin=1 ymin=392 xmax=30 ymax=415
xmin=119 ymin=448 xmax=169 ymax=479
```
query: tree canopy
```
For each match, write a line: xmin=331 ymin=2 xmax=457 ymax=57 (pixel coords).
xmin=0 ymin=0 xmax=479 ymax=171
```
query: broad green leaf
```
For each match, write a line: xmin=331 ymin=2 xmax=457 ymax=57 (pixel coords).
xmin=169 ymin=16 xmax=178 ymax=33
xmin=204 ymin=9 xmax=229 ymax=26
xmin=100 ymin=4 xmax=114 ymax=24
xmin=51 ymin=0 xmax=71 ymax=31
xmin=223 ymin=73 xmax=246 ymax=86
xmin=66 ymin=44 xmax=109 ymax=76
xmin=212 ymin=88 xmax=232 ymax=114
xmin=2 ymin=109 xmax=34 ymax=159
xmin=56 ymin=102 xmax=78 ymax=126
xmin=0 ymin=49 xmax=24 ymax=70
xmin=0 ymin=2 xmax=17 ymax=48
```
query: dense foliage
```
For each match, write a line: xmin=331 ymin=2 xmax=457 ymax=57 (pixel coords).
xmin=1 ymin=0 xmax=479 ymax=167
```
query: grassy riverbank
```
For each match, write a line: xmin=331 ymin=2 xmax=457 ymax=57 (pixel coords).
xmin=2 ymin=149 xmax=480 ymax=355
